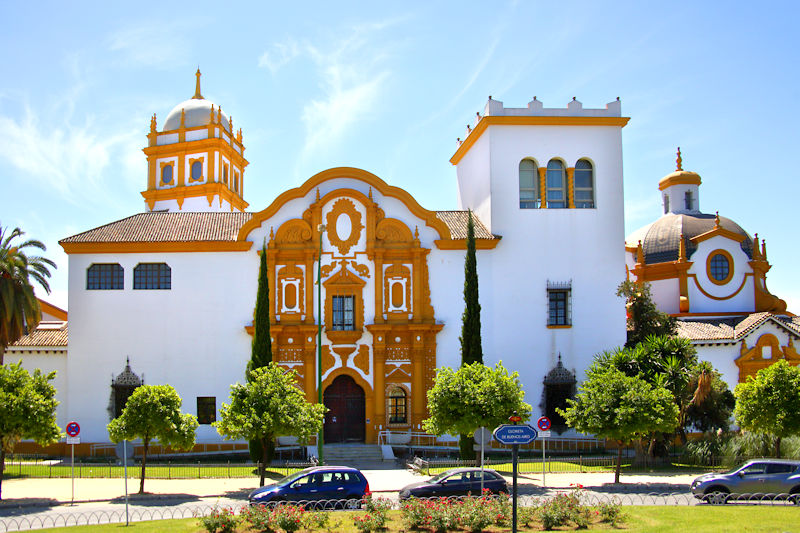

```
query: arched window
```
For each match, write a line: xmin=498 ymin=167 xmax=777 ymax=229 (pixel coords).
xmin=540 ymin=356 xmax=576 ymax=434
xmin=573 ymin=159 xmax=594 ymax=208
xmin=519 ymin=159 xmax=539 ymax=208
xmin=87 ymin=263 xmax=124 ymax=290
xmin=133 ymin=263 xmax=171 ymax=290
xmin=191 ymin=161 xmax=203 ymax=181
xmin=546 ymin=160 xmax=567 ymax=208
xmin=388 ymin=387 xmax=407 ymax=424
xmin=161 ymin=164 xmax=173 ymax=185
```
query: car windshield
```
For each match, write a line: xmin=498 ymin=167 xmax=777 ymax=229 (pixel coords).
xmin=277 ymin=470 xmax=313 ymax=485
xmin=429 ymin=471 xmax=459 ymax=483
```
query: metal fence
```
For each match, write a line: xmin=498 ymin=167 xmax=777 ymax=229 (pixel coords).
xmin=1 ymin=493 xmax=797 ymax=532
xmin=2 ymin=457 xmax=315 ymax=480
xmin=407 ymin=455 xmax=619 ymax=475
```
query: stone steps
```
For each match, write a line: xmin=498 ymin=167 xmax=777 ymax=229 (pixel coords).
xmin=323 ymin=444 xmax=384 ymax=465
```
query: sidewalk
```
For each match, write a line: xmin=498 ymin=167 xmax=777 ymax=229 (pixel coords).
xmin=0 ymin=469 xmax=695 ymax=507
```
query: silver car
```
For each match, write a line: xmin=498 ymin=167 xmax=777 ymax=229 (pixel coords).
xmin=691 ymin=459 xmax=800 ymax=503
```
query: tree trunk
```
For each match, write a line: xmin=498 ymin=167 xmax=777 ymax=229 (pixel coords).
xmin=775 ymin=436 xmax=782 ymax=458
xmin=0 ymin=448 xmax=6 ymax=500
xmin=259 ymin=436 xmax=269 ymax=487
xmin=139 ymin=438 xmax=149 ymax=494
xmin=458 ymin=435 xmax=474 ymax=461
xmin=0 ymin=345 xmax=5 ymax=365
xmin=615 ymin=442 xmax=623 ymax=484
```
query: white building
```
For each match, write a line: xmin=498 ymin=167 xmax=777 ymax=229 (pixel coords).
xmin=37 ymin=74 xmax=628 ymax=449
xmin=625 ymin=151 xmax=798 ymax=388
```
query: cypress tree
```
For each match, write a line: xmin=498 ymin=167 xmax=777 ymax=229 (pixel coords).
xmin=459 ymin=211 xmax=483 ymax=459
xmin=247 ymin=240 xmax=274 ymax=463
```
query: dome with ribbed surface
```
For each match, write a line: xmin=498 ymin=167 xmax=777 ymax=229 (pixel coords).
xmin=626 ymin=212 xmax=752 ymax=265
xmin=163 ymin=97 xmax=230 ymax=132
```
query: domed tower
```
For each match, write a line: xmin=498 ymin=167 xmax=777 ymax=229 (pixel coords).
xmin=141 ymin=69 xmax=249 ymax=212
xmin=625 ymin=149 xmax=786 ymax=315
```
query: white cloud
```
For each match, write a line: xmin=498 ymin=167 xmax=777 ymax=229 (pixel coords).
xmin=108 ymin=24 xmax=189 ymax=68
xmin=258 ymin=39 xmax=301 ymax=74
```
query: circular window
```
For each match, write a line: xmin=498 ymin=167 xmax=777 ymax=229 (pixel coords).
xmin=706 ymin=250 xmax=733 ymax=285
xmin=161 ymin=165 xmax=173 ymax=184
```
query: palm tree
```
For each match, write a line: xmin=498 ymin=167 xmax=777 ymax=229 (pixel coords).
xmin=0 ymin=224 xmax=56 ymax=364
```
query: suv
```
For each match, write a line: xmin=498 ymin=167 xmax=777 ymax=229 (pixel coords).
xmin=691 ymin=459 xmax=800 ymax=503
xmin=249 ymin=466 xmax=370 ymax=506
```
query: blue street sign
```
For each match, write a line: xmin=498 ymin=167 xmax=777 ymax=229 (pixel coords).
xmin=493 ymin=423 xmax=538 ymax=445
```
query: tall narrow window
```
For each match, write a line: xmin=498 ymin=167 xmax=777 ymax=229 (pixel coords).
xmin=541 ymin=356 xmax=576 ymax=435
xmin=573 ymin=159 xmax=594 ymax=208
xmin=664 ymin=194 xmax=670 ymax=214
xmin=546 ymin=160 xmax=567 ymax=208
xmin=519 ymin=159 xmax=539 ymax=208
xmin=197 ymin=397 xmax=216 ymax=424
xmin=133 ymin=263 xmax=171 ymax=290
xmin=684 ymin=190 xmax=693 ymax=210
xmin=191 ymin=161 xmax=203 ymax=181
xmin=388 ymin=387 xmax=407 ymax=424
xmin=87 ymin=263 xmax=124 ymax=290
xmin=161 ymin=165 xmax=173 ymax=185
xmin=548 ymin=289 xmax=570 ymax=326
xmin=223 ymin=164 xmax=229 ymax=185
xmin=332 ymin=295 xmax=355 ymax=330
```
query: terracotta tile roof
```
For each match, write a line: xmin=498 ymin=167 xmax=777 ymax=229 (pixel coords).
xmin=677 ymin=312 xmax=800 ymax=342
xmin=435 ymin=211 xmax=497 ymax=239
xmin=9 ymin=322 xmax=68 ymax=348
xmin=60 ymin=212 xmax=253 ymax=243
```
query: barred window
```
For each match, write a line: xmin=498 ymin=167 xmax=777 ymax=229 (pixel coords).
xmin=197 ymin=397 xmax=216 ymax=425
xmin=133 ymin=263 xmax=171 ymax=290
xmin=87 ymin=263 xmax=124 ymax=290
xmin=548 ymin=289 xmax=570 ymax=326
xmin=574 ymin=159 xmax=594 ymax=208
xmin=389 ymin=388 xmax=407 ymax=424
xmin=332 ymin=295 xmax=355 ymax=330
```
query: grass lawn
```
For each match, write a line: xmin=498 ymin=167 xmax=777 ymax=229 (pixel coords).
xmin=34 ymin=506 xmax=800 ymax=532
xmin=3 ymin=464 xmax=305 ymax=480
xmin=426 ymin=460 xmax=617 ymax=475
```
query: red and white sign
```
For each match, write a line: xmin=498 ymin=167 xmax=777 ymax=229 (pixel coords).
xmin=537 ymin=417 xmax=551 ymax=431
xmin=66 ymin=421 xmax=81 ymax=437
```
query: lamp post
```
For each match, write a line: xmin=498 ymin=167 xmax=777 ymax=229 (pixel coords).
xmin=317 ymin=223 xmax=326 ymax=464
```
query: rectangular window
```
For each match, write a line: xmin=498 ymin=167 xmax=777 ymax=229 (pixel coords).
xmin=133 ymin=263 xmax=171 ymax=290
xmin=197 ymin=397 xmax=216 ymax=424
xmin=548 ymin=289 xmax=570 ymax=326
xmin=332 ymin=295 xmax=355 ymax=330
xmin=87 ymin=263 xmax=124 ymax=290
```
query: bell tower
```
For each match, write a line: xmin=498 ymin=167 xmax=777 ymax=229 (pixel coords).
xmin=141 ymin=69 xmax=249 ymax=212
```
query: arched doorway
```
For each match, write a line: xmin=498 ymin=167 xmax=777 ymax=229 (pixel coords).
xmin=323 ymin=375 xmax=365 ymax=443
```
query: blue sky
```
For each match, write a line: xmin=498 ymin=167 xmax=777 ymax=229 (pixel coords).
xmin=2 ymin=1 xmax=798 ymax=312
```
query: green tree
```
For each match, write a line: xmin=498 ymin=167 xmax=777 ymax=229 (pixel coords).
xmin=0 ymin=361 xmax=61 ymax=500
xmin=558 ymin=367 xmax=679 ymax=483
xmin=423 ymin=362 xmax=531 ymax=445
xmin=246 ymin=240 xmax=274 ymax=464
xmin=215 ymin=364 xmax=326 ymax=486
xmin=686 ymin=363 xmax=735 ymax=433
xmin=1 ymin=224 xmax=56 ymax=364
xmin=458 ymin=211 xmax=483 ymax=458
xmin=734 ymin=360 xmax=800 ymax=457
xmin=617 ymin=280 xmax=676 ymax=347
xmin=107 ymin=384 xmax=198 ymax=494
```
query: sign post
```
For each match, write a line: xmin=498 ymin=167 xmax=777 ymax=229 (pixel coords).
xmin=474 ymin=427 xmax=492 ymax=494
xmin=123 ymin=439 xmax=129 ymax=525
xmin=494 ymin=413 xmax=538 ymax=533
xmin=65 ymin=421 xmax=80 ymax=505
xmin=537 ymin=417 xmax=552 ymax=488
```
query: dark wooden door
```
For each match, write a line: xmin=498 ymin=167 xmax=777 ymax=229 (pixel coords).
xmin=323 ymin=375 xmax=365 ymax=443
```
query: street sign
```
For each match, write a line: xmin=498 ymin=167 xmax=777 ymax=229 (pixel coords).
xmin=508 ymin=414 xmax=523 ymax=423
xmin=66 ymin=436 xmax=80 ymax=445
xmin=493 ymin=424 xmax=538 ymax=445
xmin=539 ymin=430 xmax=551 ymax=438
xmin=474 ymin=427 xmax=493 ymax=444
xmin=66 ymin=421 xmax=80 ymax=437
xmin=537 ymin=416 xmax=551 ymax=431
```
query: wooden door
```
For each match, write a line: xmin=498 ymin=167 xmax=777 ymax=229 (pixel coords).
xmin=323 ymin=375 xmax=365 ymax=443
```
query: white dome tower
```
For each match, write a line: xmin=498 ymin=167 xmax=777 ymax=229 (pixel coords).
xmin=659 ymin=147 xmax=700 ymax=215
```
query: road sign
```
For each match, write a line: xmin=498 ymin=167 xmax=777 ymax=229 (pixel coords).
xmin=493 ymin=424 xmax=538 ymax=445
xmin=66 ymin=421 xmax=80 ymax=437
xmin=508 ymin=414 xmax=522 ymax=423
xmin=537 ymin=416 xmax=551 ymax=431
xmin=66 ymin=436 xmax=80 ymax=445
xmin=474 ymin=427 xmax=493 ymax=444
xmin=539 ymin=430 xmax=551 ymax=438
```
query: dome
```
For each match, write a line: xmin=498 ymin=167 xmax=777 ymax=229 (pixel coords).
xmin=162 ymin=97 xmax=230 ymax=132
xmin=626 ymin=213 xmax=753 ymax=265
xmin=658 ymin=170 xmax=701 ymax=191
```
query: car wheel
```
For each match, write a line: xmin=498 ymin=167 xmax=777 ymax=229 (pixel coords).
xmin=703 ymin=487 xmax=730 ymax=505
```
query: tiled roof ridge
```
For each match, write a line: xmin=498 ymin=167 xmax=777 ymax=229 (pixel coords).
xmin=9 ymin=323 xmax=68 ymax=348
xmin=60 ymin=212 xmax=148 ymax=243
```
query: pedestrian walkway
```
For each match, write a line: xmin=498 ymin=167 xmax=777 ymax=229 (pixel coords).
xmin=0 ymin=467 xmax=695 ymax=508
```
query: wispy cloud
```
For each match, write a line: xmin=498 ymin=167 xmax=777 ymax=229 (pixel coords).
xmin=108 ymin=24 xmax=190 ymax=68
xmin=258 ymin=39 xmax=301 ymax=74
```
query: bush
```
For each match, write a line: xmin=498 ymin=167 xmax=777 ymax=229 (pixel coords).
xmin=302 ymin=511 xmax=330 ymax=530
xmin=271 ymin=504 xmax=306 ymax=533
xmin=198 ymin=507 xmax=238 ymax=533
xmin=686 ymin=432 xmax=729 ymax=464
xmin=239 ymin=504 xmax=273 ymax=532
xmin=596 ymin=498 xmax=625 ymax=527
xmin=353 ymin=495 xmax=391 ymax=532
xmin=537 ymin=489 xmax=588 ymax=531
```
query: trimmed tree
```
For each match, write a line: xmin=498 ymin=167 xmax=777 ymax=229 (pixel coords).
xmin=215 ymin=364 xmax=326 ymax=486
xmin=617 ymin=280 xmax=676 ymax=347
xmin=734 ymin=359 xmax=800 ymax=457
xmin=1 ymin=224 xmax=56 ymax=364
xmin=107 ymin=384 xmax=198 ymax=494
xmin=0 ymin=361 xmax=61 ymax=500
xmin=558 ymin=367 xmax=679 ymax=483
xmin=246 ymin=240 xmax=274 ymax=463
xmin=423 ymin=362 xmax=531 ymax=446
xmin=458 ymin=211 xmax=483 ymax=458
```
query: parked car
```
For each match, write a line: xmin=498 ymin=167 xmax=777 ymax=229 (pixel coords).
xmin=399 ymin=467 xmax=508 ymax=500
xmin=249 ymin=466 xmax=370 ymax=507
xmin=690 ymin=459 xmax=800 ymax=503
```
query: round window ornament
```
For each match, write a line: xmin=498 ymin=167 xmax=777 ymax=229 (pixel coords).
xmin=287 ymin=338 xmax=293 ymax=344
xmin=395 ymin=337 xmax=401 ymax=343
xmin=706 ymin=249 xmax=734 ymax=285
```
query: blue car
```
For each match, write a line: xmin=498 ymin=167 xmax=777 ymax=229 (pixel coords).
xmin=248 ymin=466 xmax=370 ymax=507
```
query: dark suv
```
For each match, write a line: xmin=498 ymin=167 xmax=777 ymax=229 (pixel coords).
xmin=248 ymin=466 xmax=370 ymax=506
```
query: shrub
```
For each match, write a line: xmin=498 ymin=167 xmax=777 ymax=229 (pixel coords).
xmin=596 ymin=498 xmax=625 ymax=527
xmin=538 ymin=489 xmax=588 ymax=531
xmin=239 ymin=504 xmax=273 ymax=532
xmin=198 ymin=507 xmax=238 ymax=533
xmin=353 ymin=495 xmax=391 ymax=532
xmin=518 ymin=501 xmax=540 ymax=526
xmin=686 ymin=432 xmax=729 ymax=465
xmin=459 ymin=496 xmax=494 ymax=532
xmin=302 ymin=510 xmax=330 ymax=530
xmin=271 ymin=504 xmax=306 ymax=533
